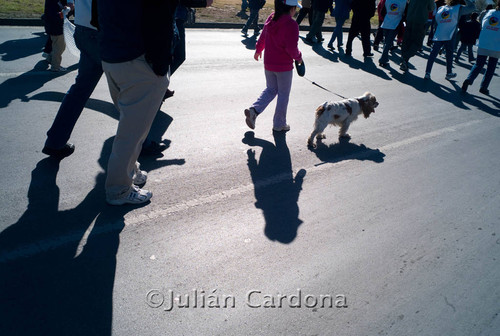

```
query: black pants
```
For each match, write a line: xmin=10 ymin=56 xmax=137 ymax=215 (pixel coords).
xmin=346 ymin=14 xmax=372 ymax=55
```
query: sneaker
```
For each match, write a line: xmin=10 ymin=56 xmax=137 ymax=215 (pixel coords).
xmin=400 ymin=60 xmax=408 ymax=71
xmin=49 ymin=66 xmax=67 ymax=72
xmin=424 ymin=72 xmax=431 ymax=80
xmin=461 ymin=79 xmax=471 ymax=93
xmin=445 ymin=72 xmax=457 ymax=80
xmin=245 ymin=107 xmax=257 ymax=129
xmin=479 ymin=87 xmax=489 ymax=95
xmin=273 ymin=125 xmax=290 ymax=132
xmin=42 ymin=143 xmax=75 ymax=158
xmin=133 ymin=169 xmax=147 ymax=186
xmin=106 ymin=185 xmax=152 ymax=205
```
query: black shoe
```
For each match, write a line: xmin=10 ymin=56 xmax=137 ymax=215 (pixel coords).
xmin=163 ymin=88 xmax=174 ymax=101
xmin=364 ymin=53 xmax=374 ymax=57
xmin=327 ymin=43 xmax=335 ymax=51
xmin=42 ymin=143 xmax=75 ymax=159
xmin=379 ymin=61 xmax=389 ymax=68
xmin=140 ymin=141 xmax=167 ymax=156
xmin=479 ymin=87 xmax=489 ymax=95
xmin=461 ymin=79 xmax=471 ymax=93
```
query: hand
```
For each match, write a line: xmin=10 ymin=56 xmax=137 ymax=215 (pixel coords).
xmin=254 ymin=52 xmax=262 ymax=61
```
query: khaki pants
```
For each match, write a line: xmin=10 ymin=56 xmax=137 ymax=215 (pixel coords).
xmin=102 ymin=55 xmax=169 ymax=200
xmin=50 ymin=34 xmax=66 ymax=69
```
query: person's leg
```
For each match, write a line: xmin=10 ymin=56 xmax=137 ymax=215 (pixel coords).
xmin=466 ymin=54 xmax=487 ymax=84
xmin=379 ymin=29 xmax=397 ymax=64
xmin=45 ymin=26 xmax=103 ymax=150
xmin=346 ymin=16 xmax=360 ymax=55
xmin=425 ymin=40 xmax=443 ymax=75
xmin=455 ymin=42 xmax=465 ymax=61
xmin=103 ymin=56 xmax=169 ymax=201
xmin=360 ymin=19 xmax=372 ymax=56
xmin=307 ymin=11 xmax=324 ymax=40
xmin=444 ymin=40 xmax=454 ymax=74
xmin=242 ymin=8 xmax=258 ymax=32
xmin=252 ymin=70 xmax=278 ymax=114
xmin=273 ymin=70 xmax=293 ymax=129
xmin=480 ymin=56 xmax=498 ymax=91
xmin=170 ymin=19 xmax=186 ymax=75
xmin=50 ymin=34 xmax=66 ymax=70
xmin=328 ymin=17 xmax=345 ymax=48
xmin=467 ymin=44 xmax=474 ymax=62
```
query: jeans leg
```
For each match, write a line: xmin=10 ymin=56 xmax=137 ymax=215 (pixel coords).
xmin=45 ymin=26 xmax=103 ymax=149
xmin=425 ymin=41 xmax=443 ymax=74
xmin=444 ymin=40 xmax=454 ymax=74
xmin=379 ymin=29 xmax=397 ymax=63
xmin=252 ymin=70 xmax=278 ymax=114
xmin=243 ymin=9 xmax=258 ymax=31
xmin=467 ymin=54 xmax=487 ymax=84
xmin=480 ymin=57 xmax=498 ymax=90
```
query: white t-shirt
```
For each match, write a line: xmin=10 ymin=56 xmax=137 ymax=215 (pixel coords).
xmin=381 ymin=0 xmax=407 ymax=30
xmin=433 ymin=5 xmax=460 ymax=41
xmin=477 ymin=9 xmax=500 ymax=53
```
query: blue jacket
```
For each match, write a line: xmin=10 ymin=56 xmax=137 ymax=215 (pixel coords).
xmin=333 ymin=0 xmax=351 ymax=21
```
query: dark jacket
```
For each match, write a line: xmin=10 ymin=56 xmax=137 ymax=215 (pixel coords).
xmin=459 ymin=18 xmax=481 ymax=44
xmin=312 ymin=0 xmax=334 ymax=13
xmin=44 ymin=0 xmax=67 ymax=36
xmin=97 ymin=0 xmax=204 ymax=76
xmin=350 ymin=0 xmax=376 ymax=19
xmin=249 ymin=0 xmax=266 ymax=10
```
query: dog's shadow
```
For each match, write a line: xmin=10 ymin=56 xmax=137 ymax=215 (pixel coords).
xmin=310 ymin=137 xmax=386 ymax=165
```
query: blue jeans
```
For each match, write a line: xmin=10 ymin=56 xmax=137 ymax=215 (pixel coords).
xmin=425 ymin=40 xmax=454 ymax=75
xmin=379 ymin=29 xmax=398 ymax=64
xmin=45 ymin=25 xmax=103 ymax=149
xmin=252 ymin=70 xmax=293 ymax=128
xmin=243 ymin=8 xmax=259 ymax=31
xmin=466 ymin=55 xmax=499 ymax=90
xmin=328 ymin=17 xmax=346 ymax=47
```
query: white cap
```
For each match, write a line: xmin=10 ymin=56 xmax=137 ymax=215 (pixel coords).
xmin=283 ymin=0 xmax=302 ymax=8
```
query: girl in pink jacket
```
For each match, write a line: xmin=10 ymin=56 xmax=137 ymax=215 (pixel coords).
xmin=245 ymin=0 xmax=303 ymax=132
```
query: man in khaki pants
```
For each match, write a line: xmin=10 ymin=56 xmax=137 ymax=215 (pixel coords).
xmin=96 ymin=1 xmax=176 ymax=205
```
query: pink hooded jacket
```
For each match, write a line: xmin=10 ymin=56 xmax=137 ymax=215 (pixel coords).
xmin=256 ymin=12 xmax=302 ymax=72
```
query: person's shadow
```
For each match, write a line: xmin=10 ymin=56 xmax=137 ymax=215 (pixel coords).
xmin=0 ymin=32 xmax=48 ymax=61
xmin=310 ymin=137 xmax=386 ymax=165
xmin=0 ymin=136 xmax=184 ymax=335
xmin=243 ymin=131 xmax=306 ymax=244
xmin=241 ymin=34 xmax=258 ymax=50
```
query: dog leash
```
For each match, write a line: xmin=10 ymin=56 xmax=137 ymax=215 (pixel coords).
xmin=303 ymin=77 xmax=348 ymax=100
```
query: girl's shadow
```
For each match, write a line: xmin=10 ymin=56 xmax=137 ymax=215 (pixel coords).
xmin=243 ymin=131 xmax=306 ymax=244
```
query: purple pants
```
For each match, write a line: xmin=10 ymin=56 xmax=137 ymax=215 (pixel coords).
xmin=252 ymin=69 xmax=293 ymax=128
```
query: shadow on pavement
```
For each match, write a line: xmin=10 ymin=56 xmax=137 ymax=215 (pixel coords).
xmin=0 ymin=31 xmax=47 ymax=61
xmin=0 ymin=60 xmax=78 ymax=108
xmin=0 ymin=136 xmax=183 ymax=335
xmin=243 ymin=131 xmax=306 ymax=244
xmin=310 ymin=137 xmax=385 ymax=165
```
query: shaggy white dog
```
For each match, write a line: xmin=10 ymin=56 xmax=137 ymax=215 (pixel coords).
xmin=307 ymin=92 xmax=379 ymax=147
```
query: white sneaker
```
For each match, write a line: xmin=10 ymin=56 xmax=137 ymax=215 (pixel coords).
xmin=133 ymin=169 xmax=147 ymax=185
xmin=107 ymin=185 xmax=152 ymax=205
xmin=424 ymin=72 xmax=431 ymax=80
xmin=245 ymin=108 xmax=257 ymax=129
xmin=445 ymin=72 xmax=457 ymax=80
xmin=273 ymin=125 xmax=290 ymax=132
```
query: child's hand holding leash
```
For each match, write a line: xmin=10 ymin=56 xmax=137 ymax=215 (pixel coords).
xmin=254 ymin=52 xmax=262 ymax=61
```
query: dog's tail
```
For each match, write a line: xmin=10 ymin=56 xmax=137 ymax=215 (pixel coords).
xmin=315 ymin=102 xmax=328 ymax=117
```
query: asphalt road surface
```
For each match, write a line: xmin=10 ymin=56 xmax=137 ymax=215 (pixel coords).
xmin=0 ymin=27 xmax=499 ymax=336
